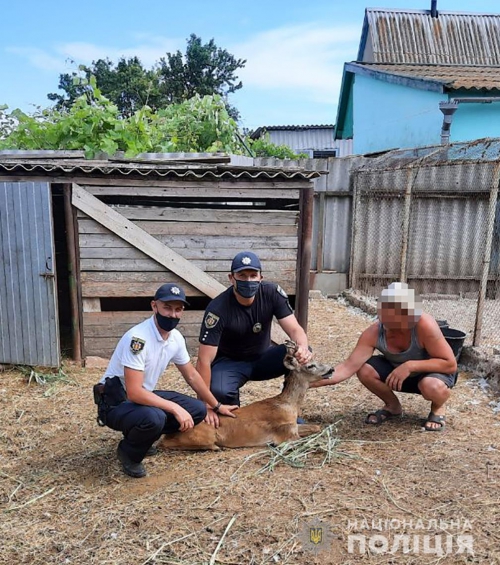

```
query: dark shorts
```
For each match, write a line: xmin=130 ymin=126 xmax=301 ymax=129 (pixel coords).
xmin=365 ymin=355 xmax=456 ymax=395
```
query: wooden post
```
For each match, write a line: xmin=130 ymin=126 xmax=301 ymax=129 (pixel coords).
xmin=295 ymin=186 xmax=314 ymax=330
xmin=316 ymin=192 xmax=325 ymax=273
xmin=63 ymin=184 xmax=82 ymax=363
xmin=473 ymin=164 xmax=500 ymax=346
xmin=349 ymin=172 xmax=360 ymax=289
xmin=400 ymin=168 xmax=415 ymax=283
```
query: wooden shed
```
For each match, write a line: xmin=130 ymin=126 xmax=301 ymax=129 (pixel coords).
xmin=0 ymin=152 xmax=318 ymax=367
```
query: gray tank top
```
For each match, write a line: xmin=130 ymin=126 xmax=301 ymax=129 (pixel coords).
xmin=376 ymin=323 xmax=429 ymax=366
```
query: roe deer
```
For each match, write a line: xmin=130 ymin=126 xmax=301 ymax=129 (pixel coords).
xmin=159 ymin=341 xmax=333 ymax=451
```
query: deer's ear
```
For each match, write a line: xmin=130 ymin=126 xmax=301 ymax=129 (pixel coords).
xmin=284 ymin=340 xmax=298 ymax=356
xmin=284 ymin=355 xmax=299 ymax=371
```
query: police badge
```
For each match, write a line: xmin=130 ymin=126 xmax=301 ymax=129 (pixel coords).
xmin=253 ymin=322 xmax=262 ymax=333
xmin=204 ymin=312 xmax=220 ymax=329
xmin=130 ymin=337 xmax=146 ymax=355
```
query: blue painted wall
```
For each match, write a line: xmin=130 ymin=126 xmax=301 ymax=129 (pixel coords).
xmin=352 ymin=75 xmax=500 ymax=154
xmin=449 ymin=91 xmax=500 ymax=142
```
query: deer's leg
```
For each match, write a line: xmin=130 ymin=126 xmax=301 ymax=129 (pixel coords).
xmin=297 ymin=423 xmax=321 ymax=437
xmin=159 ymin=423 xmax=219 ymax=451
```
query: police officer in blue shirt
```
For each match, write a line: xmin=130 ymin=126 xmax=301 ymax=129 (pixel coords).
xmin=196 ymin=251 xmax=312 ymax=427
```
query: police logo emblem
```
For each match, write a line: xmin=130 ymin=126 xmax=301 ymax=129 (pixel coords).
xmin=130 ymin=337 xmax=145 ymax=355
xmin=242 ymin=256 xmax=252 ymax=265
xmin=277 ymin=285 xmax=288 ymax=298
xmin=309 ymin=527 xmax=323 ymax=545
xmin=204 ymin=312 xmax=220 ymax=329
xmin=299 ymin=520 xmax=333 ymax=554
xmin=170 ymin=286 xmax=181 ymax=295
xmin=253 ymin=322 xmax=262 ymax=333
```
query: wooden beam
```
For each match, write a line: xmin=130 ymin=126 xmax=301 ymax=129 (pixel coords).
xmin=77 ymin=218 xmax=298 ymax=237
xmin=79 ymin=233 xmax=298 ymax=250
xmin=79 ymin=258 xmax=297 ymax=272
xmin=79 ymin=246 xmax=297 ymax=261
xmin=77 ymin=206 xmax=299 ymax=225
xmin=84 ymin=184 xmax=301 ymax=199
xmin=83 ymin=298 xmax=101 ymax=312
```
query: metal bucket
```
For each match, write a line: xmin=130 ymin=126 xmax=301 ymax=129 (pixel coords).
xmin=436 ymin=319 xmax=450 ymax=330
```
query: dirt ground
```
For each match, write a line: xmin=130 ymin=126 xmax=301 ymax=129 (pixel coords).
xmin=1 ymin=298 xmax=499 ymax=565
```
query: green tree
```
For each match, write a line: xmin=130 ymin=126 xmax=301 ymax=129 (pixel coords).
xmin=157 ymin=34 xmax=245 ymax=119
xmin=48 ymin=57 xmax=162 ymax=117
xmin=47 ymin=34 xmax=245 ymax=119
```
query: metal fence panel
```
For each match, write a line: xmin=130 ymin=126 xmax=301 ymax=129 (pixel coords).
xmin=350 ymin=161 xmax=500 ymax=347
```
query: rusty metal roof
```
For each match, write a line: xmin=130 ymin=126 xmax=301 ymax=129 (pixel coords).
xmin=347 ymin=62 xmax=500 ymax=91
xmin=0 ymin=156 xmax=321 ymax=180
xmin=359 ymin=8 xmax=500 ymax=65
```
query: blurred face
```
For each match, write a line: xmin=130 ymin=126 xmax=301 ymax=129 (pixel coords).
xmin=377 ymin=302 xmax=419 ymax=330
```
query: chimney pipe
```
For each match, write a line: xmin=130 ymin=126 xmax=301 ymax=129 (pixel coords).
xmin=439 ymin=101 xmax=458 ymax=144
xmin=431 ymin=0 xmax=438 ymax=18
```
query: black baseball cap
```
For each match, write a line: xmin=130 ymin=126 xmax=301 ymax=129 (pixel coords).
xmin=154 ymin=283 xmax=190 ymax=305
xmin=231 ymin=251 xmax=262 ymax=273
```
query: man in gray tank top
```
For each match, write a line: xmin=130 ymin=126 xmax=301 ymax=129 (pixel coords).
xmin=311 ymin=282 xmax=457 ymax=431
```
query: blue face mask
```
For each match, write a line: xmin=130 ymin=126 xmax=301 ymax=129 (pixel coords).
xmin=155 ymin=312 xmax=180 ymax=332
xmin=235 ymin=279 xmax=261 ymax=298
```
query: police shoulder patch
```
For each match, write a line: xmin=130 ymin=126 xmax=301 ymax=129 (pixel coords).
xmin=130 ymin=337 xmax=146 ymax=355
xmin=204 ymin=312 xmax=220 ymax=329
xmin=276 ymin=285 xmax=288 ymax=298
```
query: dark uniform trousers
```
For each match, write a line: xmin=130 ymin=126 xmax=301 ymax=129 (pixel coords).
xmin=210 ymin=344 xmax=288 ymax=406
xmin=104 ymin=390 xmax=206 ymax=463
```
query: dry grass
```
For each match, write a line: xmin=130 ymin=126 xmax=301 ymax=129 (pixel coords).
xmin=1 ymin=298 xmax=500 ymax=564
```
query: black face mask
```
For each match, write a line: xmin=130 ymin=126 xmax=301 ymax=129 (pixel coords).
xmin=155 ymin=312 xmax=180 ymax=332
xmin=235 ymin=279 xmax=261 ymax=298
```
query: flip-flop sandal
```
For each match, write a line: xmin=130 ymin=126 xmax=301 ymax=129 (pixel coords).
xmin=365 ymin=409 xmax=402 ymax=425
xmin=423 ymin=412 xmax=446 ymax=432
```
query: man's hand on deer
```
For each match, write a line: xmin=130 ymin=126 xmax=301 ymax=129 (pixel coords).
xmin=294 ymin=345 xmax=313 ymax=365
xmin=205 ymin=403 xmax=238 ymax=428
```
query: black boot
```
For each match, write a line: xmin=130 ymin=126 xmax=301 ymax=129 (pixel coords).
xmin=117 ymin=441 xmax=146 ymax=478
xmin=145 ymin=445 xmax=158 ymax=457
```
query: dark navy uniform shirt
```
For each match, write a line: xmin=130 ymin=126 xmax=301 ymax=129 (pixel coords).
xmin=199 ymin=282 xmax=293 ymax=361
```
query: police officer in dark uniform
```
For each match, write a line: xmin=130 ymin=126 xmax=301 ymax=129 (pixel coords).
xmin=196 ymin=251 xmax=312 ymax=427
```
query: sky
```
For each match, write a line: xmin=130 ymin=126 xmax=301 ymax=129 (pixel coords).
xmin=1 ymin=0 xmax=499 ymax=131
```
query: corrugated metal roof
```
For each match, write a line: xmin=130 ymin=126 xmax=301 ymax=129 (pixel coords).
xmin=359 ymin=8 xmax=500 ymax=65
xmin=357 ymin=137 xmax=500 ymax=170
xmin=250 ymin=125 xmax=334 ymax=139
xmin=266 ymin=129 xmax=336 ymax=152
xmin=0 ymin=157 xmax=321 ymax=180
xmin=350 ymin=62 xmax=500 ymax=91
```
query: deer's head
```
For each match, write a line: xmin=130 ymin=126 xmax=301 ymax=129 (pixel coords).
xmin=283 ymin=341 xmax=334 ymax=382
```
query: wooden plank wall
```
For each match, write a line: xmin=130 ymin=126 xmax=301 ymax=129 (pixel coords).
xmin=78 ymin=178 xmax=304 ymax=358
xmin=83 ymin=311 xmax=203 ymax=358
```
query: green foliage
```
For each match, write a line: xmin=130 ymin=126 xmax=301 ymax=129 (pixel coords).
xmin=2 ymin=79 xmax=306 ymax=159
xmin=248 ymin=134 xmax=308 ymax=159
xmin=16 ymin=365 xmax=74 ymax=397
xmin=0 ymin=79 xmax=242 ymax=157
xmin=47 ymin=34 xmax=245 ymax=120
